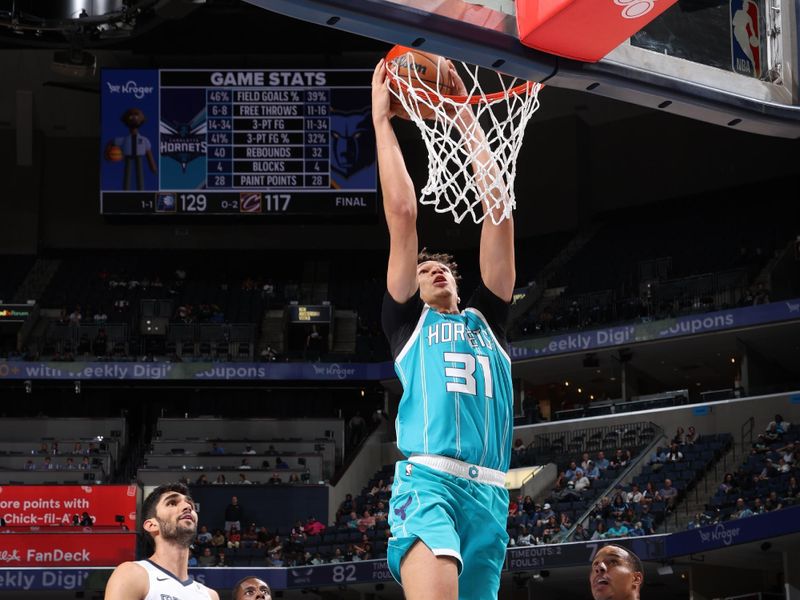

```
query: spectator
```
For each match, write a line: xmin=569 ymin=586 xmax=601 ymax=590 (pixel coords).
xmin=672 ymin=427 xmax=685 ymax=445
xmin=357 ymin=510 xmax=376 ymax=532
xmin=718 ymin=473 xmax=737 ymax=495
xmin=288 ymin=473 xmax=301 ymax=484
xmin=607 ymin=519 xmax=630 ymax=538
xmin=238 ymin=473 xmax=253 ymax=485
xmin=666 ymin=443 xmax=684 ymax=462
xmin=628 ymin=521 xmax=645 ymax=537
xmin=590 ymin=521 xmax=607 ymax=540
xmin=658 ymin=479 xmax=678 ymax=510
xmin=196 ymin=525 xmax=212 ymax=546
xmin=64 ymin=457 xmax=76 ymax=470
xmin=41 ymin=456 xmax=55 ymax=470
xmin=211 ymin=529 xmax=226 ymax=549
xmin=213 ymin=474 xmax=227 ymax=485
xmin=211 ymin=442 xmax=225 ymax=455
xmin=195 ymin=474 xmax=209 ymax=485
xmin=79 ymin=512 xmax=93 ymax=526
xmin=227 ymin=527 xmax=242 ymax=550
xmin=24 ymin=459 xmax=35 ymax=471
xmin=637 ymin=504 xmax=655 ymax=535
xmin=224 ymin=496 xmax=242 ymax=533
xmin=731 ymin=498 xmax=754 ymax=519
xmin=609 ymin=449 xmax=630 ymax=469
xmin=215 ymin=550 xmax=228 ymax=567
xmin=329 ymin=548 xmax=344 ymax=563
xmin=347 ymin=411 xmax=367 ymax=449
xmin=516 ymin=525 xmax=535 ymax=546
xmin=580 ymin=452 xmax=592 ymax=472
xmin=573 ymin=523 xmax=590 ymax=541
xmin=79 ymin=456 xmax=91 ymax=470
xmin=241 ymin=523 xmax=259 ymax=548
xmin=305 ymin=516 xmax=326 ymax=536
xmin=595 ymin=451 xmax=610 ymax=470
xmin=573 ymin=468 xmax=591 ymax=493
xmin=239 ymin=458 xmax=252 ymax=470
xmin=626 ymin=484 xmax=643 ymax=504
xmin=585 ymin=460 xmax=600 ymax=481
xmin=268 ymin=473 xmax=283 ymax=484
xmin=685 ymin=425 xmax=697 ymax=445
xmin=197 ymin=547 xmax=216 ymax=567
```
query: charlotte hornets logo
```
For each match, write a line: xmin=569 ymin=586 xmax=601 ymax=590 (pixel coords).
xmin=394 ymin=496 xmax=413 ymax=521
xmin=160 ymin=114 xmax=207 ymax=173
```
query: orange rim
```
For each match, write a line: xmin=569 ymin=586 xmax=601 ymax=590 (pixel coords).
xmin=387 ymin=70 xmax=542 ymax=106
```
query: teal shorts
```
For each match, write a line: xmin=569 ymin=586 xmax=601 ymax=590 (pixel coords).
xmin=387 ymin=459 xmax=509 ymax=600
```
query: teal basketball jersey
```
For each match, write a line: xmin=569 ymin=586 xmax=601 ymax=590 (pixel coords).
xmin=382 ymin=283 xmax=513 ymax=472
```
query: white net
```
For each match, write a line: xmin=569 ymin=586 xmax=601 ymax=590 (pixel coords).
xmin=386 ymin=55 xmax=542 ymax=225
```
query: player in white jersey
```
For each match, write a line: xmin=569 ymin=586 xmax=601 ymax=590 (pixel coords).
xmin=373 ymin=54 xmax=516 ymax=600
xmin=104 ymin=483 xmax=219 ymax=600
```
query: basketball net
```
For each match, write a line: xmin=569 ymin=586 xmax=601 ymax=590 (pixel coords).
xmin=386 ymin=55 xmax=541 ymax=225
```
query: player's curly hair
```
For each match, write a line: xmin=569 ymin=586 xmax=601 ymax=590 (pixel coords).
xmin=418 ymin=248 xmax=461 ymax=284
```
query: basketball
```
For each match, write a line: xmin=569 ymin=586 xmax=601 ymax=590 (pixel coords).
xmin=106 ymin=145 xmax=124 ymax=162
xmin=385 ymin=45 xmax=453 ymax=120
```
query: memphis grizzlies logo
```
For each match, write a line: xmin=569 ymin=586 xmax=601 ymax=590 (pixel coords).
xmin=330 ymin=108 xmax=375 ymax=189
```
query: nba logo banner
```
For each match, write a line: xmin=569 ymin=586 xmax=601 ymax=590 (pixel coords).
xmin=730 ymin=0 xmax=763 ymax=78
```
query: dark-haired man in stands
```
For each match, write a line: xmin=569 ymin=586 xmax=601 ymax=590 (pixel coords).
xmin=657 ymin=479 xmax=678 ymax=510
xmin=232 ymin=577 xmax=271 ymax=600
xmin=104 ymin=483 xmax=219 ymax=600
xmin=589 ymin=544 xmax=644 ymax=600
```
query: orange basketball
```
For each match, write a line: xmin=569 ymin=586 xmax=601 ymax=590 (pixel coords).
xmin=385 ymin=45 xmax=453 ymax=120
xmin=106 ymin=145 xmax=124 ymax=162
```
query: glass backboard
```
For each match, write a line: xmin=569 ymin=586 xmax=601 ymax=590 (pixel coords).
xmin=246 ymin=0 xmax=799 ymax=138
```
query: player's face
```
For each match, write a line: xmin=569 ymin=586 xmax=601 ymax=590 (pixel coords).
xmin=417 ymin=261 xmax=457 ymax=308
xmin=150 ymin=491 xmax=197 ymax=547
xmin=590 ymin=546 xmax=642 ymax=600
xmin=237 ymin=578 xmax=271 ymax=600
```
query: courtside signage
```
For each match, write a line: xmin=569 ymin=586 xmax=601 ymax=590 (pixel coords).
xmin=0 ymin=533 xmax=135 ymax=567
xmin=0 ymin=485 xmax=136 ymax=527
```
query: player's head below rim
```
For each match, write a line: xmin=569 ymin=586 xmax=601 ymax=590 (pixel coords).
xmin=590 ymin=544 xmax=644 ymax=600
xmin=141 ymin=482 xmax=198 ymax=552
xmin=417 ymin=249 xmax=461 ymax=313
xmin=232 ymin=576 xmax=272 ymax=600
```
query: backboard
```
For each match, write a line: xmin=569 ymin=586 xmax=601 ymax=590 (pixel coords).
xmin=246 ymin=0 xmax=800 ymax=138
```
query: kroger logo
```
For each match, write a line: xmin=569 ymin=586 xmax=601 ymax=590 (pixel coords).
xmin=698 ymin=523 xmax=741 ymax=547
xmin=105 ymin=80 xmax=155 ymax=100
xmin=311 ymin=363 xmax=357 ymax=380
xmin=613 ymin=0 xmax=656 ymax=18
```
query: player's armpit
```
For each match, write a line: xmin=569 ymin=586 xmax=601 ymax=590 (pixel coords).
xmin=104 ymin=561 xmax=148 ymax=600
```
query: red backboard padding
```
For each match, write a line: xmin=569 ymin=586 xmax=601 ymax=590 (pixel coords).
xmin=516 ymin=0 xmax=679 ymax=62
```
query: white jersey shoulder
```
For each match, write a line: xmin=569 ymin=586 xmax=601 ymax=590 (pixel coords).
xmin=136 ymin=559 xmax=213 ymax=600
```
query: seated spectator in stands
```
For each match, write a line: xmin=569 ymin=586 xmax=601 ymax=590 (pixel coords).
xmin=666 ymin=442 xmax=684 ymax=462
xmin=521 ymin=495 xmax=535 ymax=515
xmin=610 ymin=494 xmax=628 ymax=520
xmin=765 ymin=492 xmax=783 ymax=512
xmin=346 ymin=510 xmax=361 ymax=529
xmin=516 ymin=525 xmax=535 ymax=546
xmin=573 ymin=523 xmax=590 ymax=542
xmin=288 ymin=473 xmax=300 ymax=484
xmin=256 ymin=526 xmax=270 ymax=548
xmin=227 ymin=527 xmax=241 ymax=549
xmin=309 ymin=552 xmax=324 ymax=566
xmin=542 ymin=516 xmax=561 ymax=543
xmin=563 ymin=461 xmax=579 ymax=482
xmin=211 ymin=529 xmax=226 ymax=549
xmin=68 ymin=305 xmax=82 ymax=326
xmin=213 ymin=474 xmax=227 ymax=485
xmin=777 ymin=458 xmax=792 ymax=474
xmin=628 ymin=521 xmax=645 ymax=538
xmin=751 ymin=435 xmax=770 ymax=454
xmin=685 ymin=426 xmax=697 ymax=445
xmin=610 ymin=448 xmax=630 ymax=469
xmin=374 ymin=501 xmax=388 ymax=523
xmin=537 ymin=503 xmax=555 ymax=525
xmin=731 ymin=498 xmax=754 ymax=519
xmin=239 ymin=458 xmax=252 ymax=470
xmin=752 ymin=498 xmax=766 ymax=515
xmin=649 ymin=447 xmax=668 ymax=466
xmin=93 ymin=328 xmax=108 ymax=356
xmin=508 ymin=496 xmax=519 ymax=518
xmin=357 ymin=510 xmax=376 ymax=532
xmin=196 ymin=474 xmax=209 ymax=485
xmin=590 ymin=521 xmax=607 ymax=540
xmin=626 ymin=484 xmax=643 ymax=504
xmin=573 ymin=468 xmax=591 ymax=493
xmin=275 ymin=456 xmax=289 ymax=469
xmin=40 ymin=456 xmax=55 ymax=470
xmin=672 ymin=427 xmax=685 ymax=445
xmin=266 ymin=550 xmax=284 ymax=567
xmin=774 ymin=414 xmax=789 ymax=434
xmin=513 ymin=438 xmax=526 ymax=459
xmin=559 ymin=512 xmax=573 ymax=534
xmin=211 ymin=442 xmax=225 ymax=455
xmin=215 ymin=550 xmax=229 ymax=567
xmin=197 ymin=547 xmax=216 ymax=566
xmin=330 ymin=548 xmax=345 ymax=563
xmin=196 ymin=525 xmax=213 ymax=546
xmin=580 ymin=452 xmax=592 ymax=472
xmin=595 ymin=451 xmax=610 ymax=471
xmin=763 ymin=421 xmax=782 ymax=443
xmin=238 ymin=473 xmax=253 ymax=485
xmin=784 ymin=476 xmax=799 ymax=502
xmin=658 ymin=479 xmax=678 ymax=510
xmin=607 ymin=519 xmax=629 ymax=538
xmin=718 ymin=473 xmax=737 ymax=495
xmin=241 ymin=523 xmax=258 ymax=548
xmin=369 ymin=479 xmax=386 ymax=497
xmin=778 ymin=441 xmax=796 ymax=465
xmin=79 ymin=512 xmax=93 ymax=526
xmin=37 ymin=442 xmax=49 ymax=454
xmin=305 ymin=516 xmax=326 ymax=536
xmin=88 ymin=442 xmax=100 ymax=454
xmin=24 ymin=459 xmax=35 ymax=471
xmin=268 ymin=473 xmax=283 ymax=484
xmin=243 ymin=445 xmax=256 ymax=455
xmin=338 ymin=493 xmax=354 ymax=517
xmin=758 ymin=458 xmax=779 ymax=480
xmin=637 ymin=504 xmax=655 ymax=535
xmin=585 ymin=460 xmax=600 ymax=481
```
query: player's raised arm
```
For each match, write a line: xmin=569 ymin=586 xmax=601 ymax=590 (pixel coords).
xmin=103 ymin=561 xmax=148 ymax=600
xmin=372 ymin=59 xmax=419 ymax=303
xmin=446 ymin=61 xmax=515 ymax=302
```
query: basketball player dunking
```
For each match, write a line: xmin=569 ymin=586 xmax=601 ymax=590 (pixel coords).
xmin=104 ymin=483 xmax=219 ymax=600
xmin=373 ymin=56 xmax=515 ymax=600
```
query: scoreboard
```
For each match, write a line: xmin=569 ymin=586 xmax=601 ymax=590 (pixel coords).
xmin=100 ymin=69 xmax=376 ymax=216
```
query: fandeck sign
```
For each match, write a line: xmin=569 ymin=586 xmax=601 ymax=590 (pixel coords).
xmin=0 ymin=532 xmax=135 ymax=567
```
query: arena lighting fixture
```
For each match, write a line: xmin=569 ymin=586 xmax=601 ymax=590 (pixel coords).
xmin=74 ymin=380 xmax=81 ymax=395
xmin=24 ymin=380 xmax=32 ymax=394
xmin=657 ymin=564 xmax=674 ymax=576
